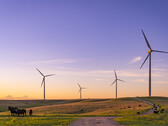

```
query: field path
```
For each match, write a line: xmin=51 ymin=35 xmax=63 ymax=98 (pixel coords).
xmin=70 ymin=117 xmax=125 ymax=126
xmin=132 ymin=97 xmax=154 ymax=106
xmin=132 ymin=97 xmax=154 ymax=115
xmin=70 ymin=98 xmax=154 ymax=126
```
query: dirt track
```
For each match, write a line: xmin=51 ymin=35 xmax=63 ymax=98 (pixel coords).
xmin=70 ymin=117 xmax=125 ymax=126
xmin=70 ymin=98 xmax=154 ymax=126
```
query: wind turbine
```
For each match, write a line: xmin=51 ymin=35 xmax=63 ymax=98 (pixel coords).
xmin=140 ymin=30 xmax=168 ymax=97
xmin=77 ymin=83 xmax=86 ymax=99
xmin=111 ymin=70 xmax=124 ymax=99
xmin=36 ymin=68 xmax=55 ymax=101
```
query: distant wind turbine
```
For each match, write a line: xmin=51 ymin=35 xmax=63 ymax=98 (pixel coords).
xmin=140 ymin=30 xmax=168 ymax=97
xmin=36 ymin=68 xmax=55 ymax=101
xmin=111 ymin=70 xmax=124 ymax=99
xmin=78 ymin=83 xmax=86 ymax=99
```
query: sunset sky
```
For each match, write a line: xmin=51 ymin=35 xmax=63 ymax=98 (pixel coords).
xmin=0 ymin=0 xmax=168 ymax=99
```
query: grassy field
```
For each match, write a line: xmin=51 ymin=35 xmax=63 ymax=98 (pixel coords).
xmin=0 ymin=116 xmax=77 ymax=126
xmin=0 ymin=97 xmax=155 ymax=125
xmin=115 ymin=97 xmax=168 ymax=126
xmin=0 ymin=98 xmax=151 ymax=116
xmin=0 ymin=99 xmax=83 ymax=112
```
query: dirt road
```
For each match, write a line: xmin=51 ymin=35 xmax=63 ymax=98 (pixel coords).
xmin=70 ymin=117 xmax=125 ymax=126
xmin=70 ymin=98 xmax=154 ymax=126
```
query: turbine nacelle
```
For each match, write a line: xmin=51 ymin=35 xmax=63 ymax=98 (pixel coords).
xmin=148 ymin=50 xmax=152 ymax=53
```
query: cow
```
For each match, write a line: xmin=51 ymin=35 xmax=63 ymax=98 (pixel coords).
xmin=17 ymin=109 xmax=26 ymax=116
xmin=153 ymin=110 xmax=159 ymax=114
xmin=160 ymin=109 xmax=164 ymax=113
xmin=8 ymin=106 xmax=18 ymax=115
xmin=29 ymin=109 xmax=33 ymax=116
xmin=137 ymin=112 xmax=140 ymax=114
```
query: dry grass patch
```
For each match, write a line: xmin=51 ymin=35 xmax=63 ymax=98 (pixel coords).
xmin=30 ymin=98 xmax=151 ymax=116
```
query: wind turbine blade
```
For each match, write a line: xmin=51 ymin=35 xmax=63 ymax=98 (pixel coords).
xmin=82 ymin=87 xmax=87 ymax=89
xmin=114 ymin=70 xmax=117 ymax=79
xmin=141 ymin=29 xmax=152 ymax=50
xmin=140 ymin=53 xmax=150 ymax=69
xmin=36 ymin=68 xmax=44 ymax=76
xmin=111 ymin=80 xmax=116 ymax=85
xmin=41 ymin=78 xmax=44 ymax=87
xmin=45 ymin=74 xmax=55 ymax=77
xmin=153 ymin=50 xmax=168 ymax=54
xmin=78 ymin=83 xmax=81 ymax=88
xmin=118 ymin=79 xmax=125 ymax=82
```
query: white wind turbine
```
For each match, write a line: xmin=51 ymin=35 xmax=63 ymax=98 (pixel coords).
xmin=78 ymin=83 xmax=86 ymax=99
xmin=111 ymin=70 xmax=124 ymax=99
xmin=36 ymin=68 xmax=55 ymax=101
xmin=140 ymin=30 xmax=168 ymax=97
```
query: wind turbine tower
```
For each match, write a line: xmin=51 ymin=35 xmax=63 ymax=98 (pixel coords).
xmin=140 ymin=30 xmax=168 ymax=97
xmin=78 ymin=83 xmax=86 ymax=99
xmin=111 ymin=70 xmax=124 ymax=99
xmin=36 ymin=68 xmax=55 ymax=101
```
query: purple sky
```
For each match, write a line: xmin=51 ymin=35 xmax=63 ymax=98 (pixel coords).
xmin=0 ymin=0 xmax=168 ymax=99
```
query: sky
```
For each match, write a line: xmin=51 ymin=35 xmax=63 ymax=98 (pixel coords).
xmin=0 ymin=0 xmax=168 ymax=99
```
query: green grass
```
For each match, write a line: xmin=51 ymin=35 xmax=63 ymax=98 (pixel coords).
xmin=0 ymin=116 xmax=77 ymax=126
xmin=115 ymin=112 xmax=168 ymax=126
xmin=0 ymin=100 xmax=83 ymax=112
xmin=0 ymin=97 xmax=162 ymax=125
xmin=115 ymin=97 xmax=168 ymax=126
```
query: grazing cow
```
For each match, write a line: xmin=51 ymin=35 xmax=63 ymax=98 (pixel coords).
xmin=8 ymin=106 xmax=18 ymax=115
xmin=160 ymin=109 xmax=164 ymax=113
xmin=137 ymin=112 xmax=140 ymax=115
xmin=17 ymin=109 xmax=26 ymax=116
xmin=29 ymin=109 xmax=33 ymax=116
xmin=153 ymin=110 xmax=159 ymax=114
xmin=153 ymin=104 xmax=156 ymax=108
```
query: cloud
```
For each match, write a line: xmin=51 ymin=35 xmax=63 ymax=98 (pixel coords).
xmin=18 ymin=58 xmax=81 ymax=65
xmin=129 ymin=56 xmax=142 ymax=63
xmin=133 ymin=79 xmax=146 ymax=83
xmin=153 ymin=81 xmax=168 ymax=85
xmin=152 ymin=68 xmax=168 ymax=72
xmin=152 ymin=59 xmax=165 ymax=62
xmin=96 ymin=78 xmax=104 ymax=81
xmin=2 ymin=95 xmax=30 ymax=100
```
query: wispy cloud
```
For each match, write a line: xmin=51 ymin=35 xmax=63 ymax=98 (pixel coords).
xmin=129 ymin=56 xmax=142 ymax=64
xmin=2 ymin=95 xmax=31 ymax=100
xmin=96 ymin=78 xmax=104 ymax=81
xmin=152 ymin=59 xmax=165 ymax=62
xmin=57 ymin=68 xmax=168 ymax=78
xmin=18 ymin=58 xmax=81 ymax=65
xmin=153 ymin=81 xmax=168 ymax=85
xmin=133 ymin=79 xmax=147 ymax=83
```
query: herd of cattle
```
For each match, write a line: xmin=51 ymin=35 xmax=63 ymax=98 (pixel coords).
xmin=153 ymin=104 xmax=164 ymax=114
xmin=8 ymin=106 xmax=33 ymax=116
xmin=8 ymin=104 xmax=165 ymax=116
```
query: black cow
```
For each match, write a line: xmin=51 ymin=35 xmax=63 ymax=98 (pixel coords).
xmin=153 ymin=110 xmax=159 ymax=114
xmin=160 ymin=109 xmax=164 ymax=113
xmin=17 ymin=109 xmax=26 ymax=116
xmin=29 ymin=109 xmax=33 ymax=116
xmin=8 ymin=106 xmax=18 ymax=115
xmin=137 ymin=112 xmax=140 ymax=114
